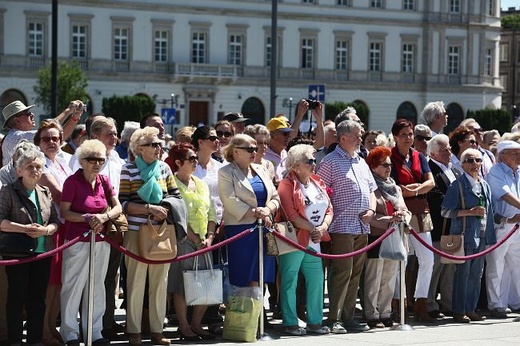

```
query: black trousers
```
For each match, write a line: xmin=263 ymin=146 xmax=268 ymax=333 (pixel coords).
xmin=103 ymin=242 xmax=123 ymax=330
xmin=5 ymin=257 xmax=51 ymax=344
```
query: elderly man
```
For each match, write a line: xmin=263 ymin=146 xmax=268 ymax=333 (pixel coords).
xmin=317 ymin=120 xmax=377 ymax=334
xmin=460 ymin=118 xmax=495 ymax=176
xmin=485 ymin=140 xmax=520 ymax=318
xmin=426 ymin=135 xmax=460 ymax=318
xmin=333 ymin=107 xmax=368 ymax=158
xmin=265 ymin=116 xmax=293 ymax=184
xmin=223 ymin=112 xmax=249 ymax=134
xmin=1 ymin=100 xmax=84 ymax=166
xmin=413 ymin=124 xmax=432 ymax=156
xmin=421 ymin=101 xmax=448 ymax=136
xmin=316 ymin=122 xmax=336 ymax=164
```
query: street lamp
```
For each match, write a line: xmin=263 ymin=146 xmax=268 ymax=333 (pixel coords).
xmin=282 ymin=97 xmax=293 ymax=120
xmin=170 ymin=93 xmax=176 ymax=108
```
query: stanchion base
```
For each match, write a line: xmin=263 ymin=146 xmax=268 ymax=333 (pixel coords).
xmin=390 ymin=324 xmax=414 ymax=331
xmin=258 ymin=332 xmax=279 ymax=341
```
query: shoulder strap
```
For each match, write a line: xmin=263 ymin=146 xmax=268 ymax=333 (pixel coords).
xmin=458 ymin=180 xmax=466 ymax=235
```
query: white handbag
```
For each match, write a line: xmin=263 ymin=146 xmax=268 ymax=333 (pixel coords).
xmin=183 ymin=253 xmax=223 ymax=306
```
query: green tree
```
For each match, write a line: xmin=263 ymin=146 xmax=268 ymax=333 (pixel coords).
xmin=102 ymin=94 xmax=156 ymax=133
xmin=502 ymin=14 xmax=520 ymax=30
xmin=467 ymin=108 xmax=512 ymax=134
xmin=33 ymin=61 xmax=88 ymax=116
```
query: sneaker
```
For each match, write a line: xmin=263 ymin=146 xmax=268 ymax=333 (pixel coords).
xmin=330 ymin=321 xmax=347 ymax=334
xmin=344 ymin=319 xmax=369 ymax=332
xmin=490 ymin=308 xmax=508 ymax=319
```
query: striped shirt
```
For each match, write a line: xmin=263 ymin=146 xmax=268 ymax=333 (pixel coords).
xmin=317 ymin=144 xmax=377 ymax=235
xmin=119 ymin=160 xmax=180 ymax=231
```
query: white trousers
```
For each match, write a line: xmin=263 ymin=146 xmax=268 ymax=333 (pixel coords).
xmin=60 ymin=241 xmax=110 ymax=343
xmin=408 ymin=232 xmax=434 ymax=298
xmin=486 ymin=224 xmax=520 ymax=310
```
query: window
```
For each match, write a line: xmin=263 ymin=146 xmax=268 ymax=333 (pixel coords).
xmin=228 ymin=34 xmax=243 ymax=65
xmin=337 ymin=0 xmax=350 ymax=5
xmin=114 ymin=27 xmax=129 ymax=61
xmin=500 ymin=74 xmax=508 ymax=92
xmin=154 ymin=30 xmax=168 ymax=62
xmin=371 ymin=0 xmax=383 ymax=8
xmin=369 ymin=42 xmax=382 ymax=71
xmin=72 ymin=25 xmax=87 ymax=59
xmin=264 ymin=26 xmax=284 ymax=68
xmin=335 ymin=39 xmax=348 ymax=70
xmin=485 ymin=48 xmax=492 ymax=76
xmin=266 ymin=36 xmax=273 ymax=67
xmin=449 ymin=0 xmax=460 ymax=13
xmin=28 ymin=22 xmax=44 ymax=57
xmin=487 ymin=0 xmax=494 ymax=16
xmin=448 ymin=45 xmax=460 ymax=75
xmin=302 ymin=0 xmax=317 ymax=3
xmin=402 ymin=43 xmax=414 ymax=73
xmin=500 ymin=44 xmax=509 ymax=62
xmin=192 ymin=32 xmax=206 ymax=63
xmin=301 ymin=38 xmax=314 ymax=69
xmin=403 ymin=0 xmax=415 ymax=10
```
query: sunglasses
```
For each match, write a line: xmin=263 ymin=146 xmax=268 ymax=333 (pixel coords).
xmin=379 ymin=163 xmax=392 ymax=168
xmin=84 ymin=157 xmax=106 ymax=165
xmin=205 ymin=136 xmax=219 ymax=141
xmin=237 ymin=146 xmax=258 ymax=153
xmin=415 ymin=135 xmax=432 ymax=142
xmin=185 ymin=155 xmax=198 ymax=163
xmin=462 ymin=157 xmax=483 ymax=164
xmin=17 ymin=111 xmax=34 ymax=117
xmin=216 ymin=131 xmax=232 ymax=138
xmin=141 ymin=142 xmax=162 ymax=149
xmin=41 ymin=136 xmax=61 ymax=143
xmin=305 ymin=158 xmax=317 ymax=165
xmin=465 ymin=139 xmax=477 ymax=145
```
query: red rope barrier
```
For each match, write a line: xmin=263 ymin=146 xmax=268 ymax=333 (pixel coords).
xmin=408 ymin=224 xmax=519 ymax=261
xmin=0 ymin=233 xmax=86 ymax=266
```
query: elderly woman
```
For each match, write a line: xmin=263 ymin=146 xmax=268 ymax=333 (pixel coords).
xmin=59 ymin=139 xmax=122 ymax=346
xmin=390 ymin=118 xmax=435 ymax=322
xmin=449 ymin=126 xmax=479 ymax=174
xmin=0 ymin=140 xmax=38 ymax=185
xmin=244 ymin=124 xmax=276 ymax=181
xmin=218 ymin=134 xmax=280 ymax=287
xmin=167 ymin=143 xmax=217 ymax=340
xmin=214 ymin=120 xmax=234 ymax=162
xmin=441 ymin=148 xmax=496 ymax=323
xmin=365 ymin=146 xmax=411 ymax=328
xmin=0 ymin=149 xmax=60 ymax=346
xmin=34 ymin=119 xmax=73 ymax=345
xmin=277 ymin=144 xmax=332 ymax=335
xmin=120 ymin=127 xmax=180 ymax=346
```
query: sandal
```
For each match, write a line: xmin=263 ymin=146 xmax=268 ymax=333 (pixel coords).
xmin=284 ymin=326 xmax=307 ymax=336
xmin=305 ymin=325 xmax=331 ymax=335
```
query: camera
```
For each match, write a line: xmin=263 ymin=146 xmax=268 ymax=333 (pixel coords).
xmin=305 ymin=99 xmax=319 ymax=109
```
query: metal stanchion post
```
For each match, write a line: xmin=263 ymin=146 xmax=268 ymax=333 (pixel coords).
xmin=86 ymin=230 xmax=95 ymax=345
xmin=257 ymin=219 xmax=277 ymax=341
xmin=390 ymin=223 xmax=413 ymax=331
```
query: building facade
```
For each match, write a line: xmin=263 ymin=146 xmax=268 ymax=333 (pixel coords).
xmin=500 ymin=6 xmax=520 ymax=120
xmin=0 ymin=0 xmax=503 ymax=134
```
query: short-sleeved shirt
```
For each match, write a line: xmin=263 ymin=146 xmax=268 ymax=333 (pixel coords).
xmin=485 ymin=162 xmax=520 ymax=219
xmin=2 ymin=129 xmax=37 ymax=166
xmin=61 ymin=169 xmax=115 ymax=241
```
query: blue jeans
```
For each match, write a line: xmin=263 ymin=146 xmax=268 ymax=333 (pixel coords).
xmin=279 ymin=249 xmax=324 ymax=326
xmin=452 ymin=240 xmax=485 ymax=314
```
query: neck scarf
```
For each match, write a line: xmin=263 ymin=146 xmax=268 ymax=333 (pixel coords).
xmin=391 ymin=146 xmax=422 ymax=185
xmin=373 ymin=173 xmax=400 ymax=208
xmin=136 ymin=155 xmax=163 ymax=204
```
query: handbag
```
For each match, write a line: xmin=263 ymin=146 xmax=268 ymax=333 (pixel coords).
xmin=264 ymin=231 xmax=279 ymax=256
xmin=0 ymin=189 xmax=38 ymax=258
xmin=223 ymin=286 xmax=263 ymax=342
xmin=440 ymin=181 xmax=466 ymax=264
xmin=274 ymin=204 xmax=299 ymax=256
xmin=183 ymin=253 xmax=223 ymax=306
xmin=101 ymin=178 xmax=128 ymax=234
xmin=379 ymin=223 xmax=407 ymax=261
xmin=138 ymin=215 xmax=177 ymax=261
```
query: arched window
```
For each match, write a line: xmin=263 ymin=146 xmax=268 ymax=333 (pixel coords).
xmin=446 ymin=102 xmax=464 ymax=134
xmin=396 ymin=101 xmax=418 ymax=125
xmin=241 ymin=97 xmax=265 ymax=125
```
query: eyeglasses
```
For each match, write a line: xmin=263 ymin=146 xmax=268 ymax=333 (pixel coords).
xmin=216 ymin=131 xmax=232 ymax=138
xmin=141 ymin=142 xmax=162 ymax=149
xmin=464 ymin=139 xmax=477 ymax=145
xmin=185 ymin=155 xmax=198 ymax=163
xmin=204 ymin=136 xmax=219 ymax=141
xmin=472 ymin=127 xmax=483 ymax=132
xmin=41 ymin=136 xmax=61 ymax=143
xmin=462 ymin=157 xmax=483 ymax=164
xmin=236 ymin=146 xmax=258 ymax=153
xmin=305 ymin=158 xmax=317 ymax=165
xmin=415 ymin=135 xmax=432 ymax=142
xmin=84 ymin=157 xmax=106 ymax=165
xmin=379 ymin=163 xmax=392 ymax=168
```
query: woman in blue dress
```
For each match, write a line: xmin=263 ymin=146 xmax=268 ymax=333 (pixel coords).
xmin=218 ymin=134 xmax=280 ymax=287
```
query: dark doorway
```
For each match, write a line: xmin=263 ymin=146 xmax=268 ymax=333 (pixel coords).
xmin=189 ymin=101 xmax=209 ymax=126
xmin=241 ymin=97 xmax=265 ymax=125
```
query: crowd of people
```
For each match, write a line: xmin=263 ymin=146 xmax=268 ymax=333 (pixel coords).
xmin=0 ymin=97 xmax=520 ymax=346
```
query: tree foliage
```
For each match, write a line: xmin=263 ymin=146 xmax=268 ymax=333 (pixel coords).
xmin=502 ymin=14 xmax=520 ymax=30
xmin=467 ymin=108 xmax=512 ymax=134
xmin=325 ymin=101 xmax=369 ymax=125
xmin=102 ymin=94 xmax=156 ymax=133
xmin=33 ymin=61 xmax=88 ymax=115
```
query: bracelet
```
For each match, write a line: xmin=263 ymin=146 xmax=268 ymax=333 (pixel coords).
xmin=85 ymin=213 xmax=91 ymax=223
xmin=106 ymin=213 xmax=111 ymax=221
xmin=45 ymin=228 xmax=50 ymax=236
xmin=145 ymin=204 xmax=150 ymax=214
xmin=368 ymin=209 xmax=376 ymax=214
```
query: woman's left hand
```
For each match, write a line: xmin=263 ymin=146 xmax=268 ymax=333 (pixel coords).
xmin=89 ymin=214 xmax=106 ymax=233
xmin=262 ymin=215 xmax=273 ymax=228
xmin=310 ymin=226 xmax=324 ymax=243
xmin=25 ymin=224 xmax=48 ymax=238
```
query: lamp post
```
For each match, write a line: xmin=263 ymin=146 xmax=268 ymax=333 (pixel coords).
xmin=170 ymin=93 xmax=175 ymax=108
xmin=282 ymin=97 xmax=293 ymax=121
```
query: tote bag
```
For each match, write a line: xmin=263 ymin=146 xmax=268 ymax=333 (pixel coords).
xmin=183 ymin=253 xmax=223 ymax=306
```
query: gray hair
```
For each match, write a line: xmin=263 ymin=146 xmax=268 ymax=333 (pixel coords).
xmin=15 ymin=148 xmax=45 ymax=170
xmin=121 ymin=121 xmax=140 ymax=142
xmin=427 ymin=134 xmax=449 ymax=156
xmin=12 ymin=140 xmax=38 ymax=166
xmin=421 ymin=101 xmax=445 ymax=125
xmin=336 ymin=120 xmax=362 ymax=138
xmin=286 ymin=144 xmax=315 ymax=171
xmin=334 ymin=107 xmax=357 ymax=127
xmin=414 ymin=124 xmax=432 ymax=136
xmin=244 ymin=124 xmax=271 ymax=141
xmin=483 ymin=130 xmax=500 ymax=144
xmin=460 ymin=148 xmax=482 ymax=162
xmin=129 ymin=127 xmax=160 ymax=157
xmin=76 ymin=139 xmax=107 ymax=161
xmin=512 ymin=122 xmax=520 ymax=133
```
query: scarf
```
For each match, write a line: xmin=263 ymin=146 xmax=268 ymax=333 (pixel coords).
xmin=373 ymin=174 xmax=400 ymax=208
xmin=136 ymin=155 xmax=163 ymax=204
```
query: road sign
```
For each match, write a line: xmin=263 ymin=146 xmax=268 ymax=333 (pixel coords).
xmin=308 ymin=84 xmax=325 ymax=102
xmin=161 ymin=108 xmax=176 ymax=125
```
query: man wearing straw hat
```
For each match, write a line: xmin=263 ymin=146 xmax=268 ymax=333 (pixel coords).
xmin=1 ymin=100 xmax=85 ymax=166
